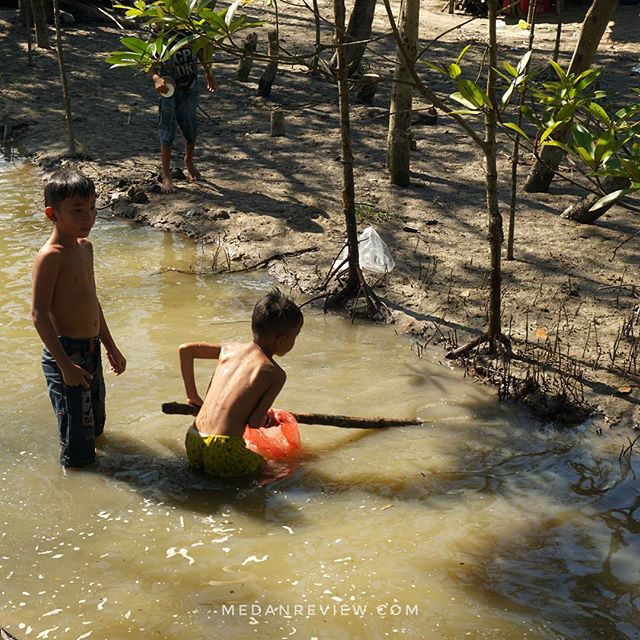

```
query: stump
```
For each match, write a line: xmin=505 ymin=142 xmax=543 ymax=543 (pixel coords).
xmin=271 ymin=109 xmax=286 ymax=137
xmin=236 ymin=32 xmax=258 ymax=82
xmin=356 ymin=73 xmax=381 ymax=104
xmin=257 ymin=30 xmax=279 ymax=98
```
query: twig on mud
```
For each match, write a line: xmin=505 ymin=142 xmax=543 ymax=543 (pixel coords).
xmin=609 ymin=231 xmax=640 ymax=263
xmin=217 ymin=246 xmax=319 ymax=274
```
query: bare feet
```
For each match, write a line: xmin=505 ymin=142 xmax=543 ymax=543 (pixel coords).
xmin=161 ymin=175 xmax=174 ymax=194
xmin=185 ymin=158 xmax=202 ymax=182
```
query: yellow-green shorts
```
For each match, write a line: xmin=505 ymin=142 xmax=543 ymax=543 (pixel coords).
xmin=185 ymin=425 xmax=265 ymax=478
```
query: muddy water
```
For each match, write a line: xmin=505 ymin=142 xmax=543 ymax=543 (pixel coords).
xmin=0 ymin=159 xmax=638 ymax=640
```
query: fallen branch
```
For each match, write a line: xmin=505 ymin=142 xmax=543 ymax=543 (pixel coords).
xmin=162 ymin=402 xmax=420 ymax=428
xmin=217 ymin=246 xmax=319 ymax=274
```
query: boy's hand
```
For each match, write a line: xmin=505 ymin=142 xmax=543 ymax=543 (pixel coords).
xmin=61 ymin=364 xmax=93 ymax=389
xmin=262 ymin=408 xmax=278 ymax=429
xmin=187 ymin=395 xmax=204 ymax=409
xmin=106 ymin=347 xmax=127 ymax=375
xmin=153 ymin=75 xmax=170 ymax=95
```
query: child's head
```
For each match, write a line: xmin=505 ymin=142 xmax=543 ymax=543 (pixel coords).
xmin=252 ymin=289 xmax=303 ymax=356
xmin=44 ymin=168 xmax=97 ymax=238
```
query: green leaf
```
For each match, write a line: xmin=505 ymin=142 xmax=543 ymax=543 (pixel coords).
xmin=448 ymin=63 xmax=462 ymax=79
xmin=120 ymin=36 xmax=149 ymax=53
xmin=422 ymin=60 xmax=448 ymax=76
xmin=587 ymin=102 xmax=611 ymax=126
xmin=539 ymin=120 xmax=564 ymax=144
xmin=457 ymin=79 xmax=488 ymax=109
xmin=450 ymin=92 xmax=481 ymax=111
xmin=543 ymin=140 xmax=574 ymax=155
xmin=224 ymin=0 xmax=241 ymax=26
xmin=548 ymin=59 xmax=566 ymax=81
xmin=502 ymin=122 xmax=529 ymax=138
xmin=456 ymin=44 xmax=472 ymax=65
xmin=502 ymin=61 xmax=518 ymax=78
xmin=516 ymin=50 xmax=532 ymax=75
xmin=588 ymin=189 xmax=631 ymax=212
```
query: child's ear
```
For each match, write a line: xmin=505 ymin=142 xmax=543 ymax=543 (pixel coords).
xmin=44 ymin=206 xmax=56 ymax=221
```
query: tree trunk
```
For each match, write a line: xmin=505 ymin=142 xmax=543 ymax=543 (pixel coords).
xmin=53 ymin=0 xmax=76 ymax=155
xmin=524 ymin=0 xmax=619 ymax=193
xmin=329 ymin=0 xmax=377 ymax=77
xmin=236 ymin=32 xmax=257 ymax=81
xmin=561 ymin=176 xmax=630 ymax=223
xmin=334 ymin=0 xmax=360 ymax=295
xmin=257 ymin=30 xmax=279 ymax=98
xmin=486 ymin=0 xmax=502 ymax=349
xmin=29 ymin=0 xmax=50 ymax=49
xmin=387 ymin=0 xmax=419 ymax=187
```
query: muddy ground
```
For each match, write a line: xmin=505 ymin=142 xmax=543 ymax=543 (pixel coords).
xmin=1 ymin=0 xmax=639 ymax=429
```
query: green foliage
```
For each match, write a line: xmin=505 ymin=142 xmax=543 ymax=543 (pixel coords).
xmin=354 ymin=203 xmax=393 ymax=225
xmin=106 ymin=0 xmax=261 ymax=71
xmin=530 ymin=62 xmax=640 ymax=208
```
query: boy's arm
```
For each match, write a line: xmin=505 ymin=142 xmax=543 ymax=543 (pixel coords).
xmin=197 ymin=50 xmax=217 ymax=93
xmin=32 ymin=249 xmax=92 ymax=388
xmin=246 ymin=368 xmax=286 ymax=428
xmin=178 ymin=342 xmax=221 ymax=407
xmin=149 ymin=66 xmax=170 ymax=95
xmin=98 ymin=303 xmax=126 ymax=375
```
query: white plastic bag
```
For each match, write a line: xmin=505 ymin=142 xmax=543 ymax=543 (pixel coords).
xmin=333 ymin=226 xmax=395 ymax=275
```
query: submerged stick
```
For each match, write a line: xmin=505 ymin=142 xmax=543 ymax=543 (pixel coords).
xmin=161 ymin=402 xmax=420 ymax=428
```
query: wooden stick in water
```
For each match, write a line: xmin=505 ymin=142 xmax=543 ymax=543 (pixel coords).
xmin=161 ymin=402 xmax=420 ymax=429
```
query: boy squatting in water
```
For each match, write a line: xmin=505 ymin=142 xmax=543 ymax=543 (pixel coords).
xmin=32 ymin=169 xmax=126 ymax=468
xmin=179 ymin=290 xmax=303 ymax=478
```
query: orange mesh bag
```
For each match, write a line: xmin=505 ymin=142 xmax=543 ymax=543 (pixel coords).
xmin=243 ymin=409 xmax=302 ymax=460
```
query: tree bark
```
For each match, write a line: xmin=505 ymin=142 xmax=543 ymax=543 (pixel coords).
xmin=485 ymin=0 xmax=502 ymax=349
xmin=29 ymin=0 xmax=50 ymax=49
xmin=53 ymin=0 xmax=76 ymax=155
xmin=561 ymin=176 xmax=630 ymax=223
xmin=257 ymin=30 xmax=279 ymax=97
xmin=329 ymin=0 xmax=377 ymax=77
xmin=236 ymin=32 xmax=257 ymax=81
xmin=334 ymin=0 xmax=360 ymax=295
xmin=524 ymin=0 xmax=620 ymax=193
xmin=387 ymin=0 xmax=419 ymax=187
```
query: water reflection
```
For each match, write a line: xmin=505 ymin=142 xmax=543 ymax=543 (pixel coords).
xmin=1 ymin=159 xmax=639 ymax=640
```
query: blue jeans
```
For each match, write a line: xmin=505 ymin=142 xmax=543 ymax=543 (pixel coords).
xmin=42 ymin=337 xmax=106 ymax=467
xmin=158 ymin=84 xmax=198 ymax=146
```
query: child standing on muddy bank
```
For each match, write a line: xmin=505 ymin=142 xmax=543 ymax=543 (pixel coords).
xmin=32 ymin=168 xmax=126 ymax=468
xmin=179 ymin=289 xmax=303 ymax=478
xmin=150 ymin=36 xmax=217 ymax=194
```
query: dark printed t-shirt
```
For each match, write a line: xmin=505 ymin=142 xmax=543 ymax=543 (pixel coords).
xmin=162 ymin=44 xmax=198 ymax=89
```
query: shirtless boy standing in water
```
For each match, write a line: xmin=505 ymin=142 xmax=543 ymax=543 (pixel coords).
xmin=179 ymin=290 xmax=303 ymax=478
xmin=32 ymin=168 xmax=126 ymax=467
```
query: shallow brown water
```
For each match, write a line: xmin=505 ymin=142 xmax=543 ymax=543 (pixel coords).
xmin=0 ymin=159 xmax=638 ymax=639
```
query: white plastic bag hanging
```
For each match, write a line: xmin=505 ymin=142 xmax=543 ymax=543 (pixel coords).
xmin=332 ymin=225 xmax=395 ymax=275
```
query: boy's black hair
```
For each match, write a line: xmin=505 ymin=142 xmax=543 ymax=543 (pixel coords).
xmin=44 ymin=168 xmax=96 ymax=209
xmin=252 ymin=289 xmax=303 ymax=338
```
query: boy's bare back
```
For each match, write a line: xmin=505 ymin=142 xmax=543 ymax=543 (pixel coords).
xmin=196 ymin=341 xmax=285 ymax=438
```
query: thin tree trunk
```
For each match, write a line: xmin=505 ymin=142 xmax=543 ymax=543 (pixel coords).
xmin=257 ymin=30 xmax=279 ymax=97
xmin=53 ymin=0 xmax=76 ymax=156
xmin=236 ymin=32 xmax=257 ymax=81
xmin=486 ymin=0 xmax=502 ymax=349
xmin=507 ymin=0 xmax=538 ymax=260
xmin=329 ymin=0 xmax=377 ymax=77
xmin=561 ymin=176 xmax=630 ymax=223
xmin=334 ymin=0 xmax=360 ymax=295
xmin=29 ymin=0 xmax=50 ymax=49
xmin=524 ymin=0 xmax=619 ymax=193
xmin=387 ymin=0 xmax=419 ymax=187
